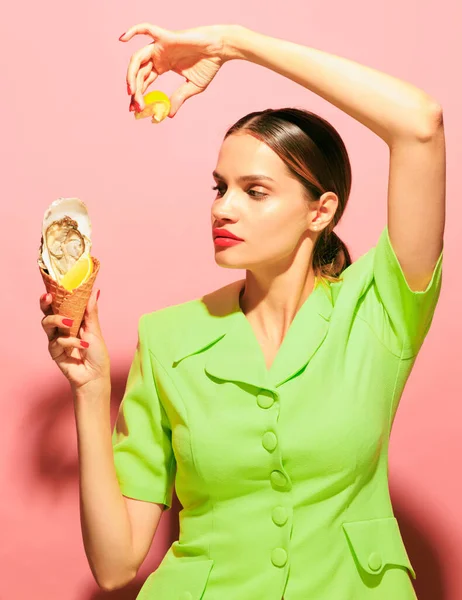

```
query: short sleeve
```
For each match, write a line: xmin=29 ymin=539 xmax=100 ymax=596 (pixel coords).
xmin=112 ymin=314 xmax=176 ymax=508
xmin=372 ymin=225 xmax=443 ymax=359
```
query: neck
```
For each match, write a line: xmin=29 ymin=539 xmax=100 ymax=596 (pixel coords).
xmin=239 ymin=268 xmax=317 ymax=342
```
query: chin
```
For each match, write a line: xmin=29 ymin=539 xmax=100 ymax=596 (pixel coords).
xmin=214 ymin=256 xmax=245 ymax=270
xmin=213 ymin=249 xmax=249 ymax=268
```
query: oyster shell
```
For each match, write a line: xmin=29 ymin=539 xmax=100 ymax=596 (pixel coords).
xmin=38 ymin=197 xmax=92 ymax=283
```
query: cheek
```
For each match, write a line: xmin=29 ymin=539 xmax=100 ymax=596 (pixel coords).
xmin=253 ymin=207 xmax=306 ymax=253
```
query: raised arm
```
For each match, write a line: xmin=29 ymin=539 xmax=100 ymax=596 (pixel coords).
xmin=224 ymin=25 xmax=445 ymax=290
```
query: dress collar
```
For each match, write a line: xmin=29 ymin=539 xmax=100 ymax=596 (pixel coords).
xmin=172 ymin=278 xmax=334 ymax=390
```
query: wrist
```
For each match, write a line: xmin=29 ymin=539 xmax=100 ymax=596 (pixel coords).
xmin=221 ymin=25 xmax=253 ymax=62
xmin=72 ymin=377 xmax=111 ymax=403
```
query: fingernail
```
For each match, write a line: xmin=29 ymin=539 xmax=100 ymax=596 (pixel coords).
xmin=80 ymin=340 xmax=90 ymax=348
xmin=127 ymin=83 xmax=131 ymax=95
xmin=62 ymin=318 xmax=74 ymax=326
xmin=119 ymin=32 xmax=126 ymax=40
xmin=40 ymin=293 xmax=48 ymax=302
xmin=97 ymin=289 xmax=100 ymax=301
xmin=129 ymin=104 xmax=135 ymax=112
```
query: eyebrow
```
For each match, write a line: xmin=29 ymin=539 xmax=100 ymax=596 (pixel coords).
xmin=212 ymin=171 xmax=276 ymax=183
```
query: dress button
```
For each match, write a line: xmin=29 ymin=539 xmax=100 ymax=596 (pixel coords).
xmin=271 ymin=547 xmax=288 ymax=567
xmin=368 ymin=552 xmax=383 ymax=572
xmin=272 ymin=506 xmax=288 ymax=526
xmin=257 ymin=392 xmax=274 ymax=409
xmin=270 ymin=470 xmax=288 ymax=488
xmin=262 ymin=432 xmax=278 ymax=452
xmin=179 ymin=593 xmax=193 ymax=600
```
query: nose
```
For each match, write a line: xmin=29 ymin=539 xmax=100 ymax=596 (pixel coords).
xmin=211 ymin=190 xmax=238 ymax=222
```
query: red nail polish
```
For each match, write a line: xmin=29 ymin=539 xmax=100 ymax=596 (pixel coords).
xmin=40 ymin=293 xmax=47 ymax=302
xmin=119 ymin=32 xmax=126 ymax=40
xmin=80 ymin=340 xmax=90 ymax=348
xmin=62 ymin=318 xmax=74 ymax=326
xmin=97 ymin=289 xmax=100 ymax=301
xmin=127 ymin=83 xmax=132 ymax=95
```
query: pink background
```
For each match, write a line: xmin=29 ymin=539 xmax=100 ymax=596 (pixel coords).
xmin=0 ymin=0 xmax=459 ymax=598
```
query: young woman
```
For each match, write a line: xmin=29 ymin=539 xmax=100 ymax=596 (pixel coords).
xmin=40 ymin=23 xmax=445 ymax=600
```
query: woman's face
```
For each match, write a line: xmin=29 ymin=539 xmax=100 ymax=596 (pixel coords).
xmin=210 ymin=133 xmax=318 ymax=273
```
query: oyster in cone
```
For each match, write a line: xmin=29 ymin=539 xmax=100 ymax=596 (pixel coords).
xmin=38 ymin=197 xmax=99 ymax=339
xmin=38 ymin=197 xmax=92 ymax=284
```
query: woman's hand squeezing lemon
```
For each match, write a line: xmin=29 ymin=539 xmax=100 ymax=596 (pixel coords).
xmin=119 ymin=24 xmax=233 ymax=121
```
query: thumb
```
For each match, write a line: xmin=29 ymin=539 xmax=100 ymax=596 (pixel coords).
xmin=168 ymin=81 xmax=203 ymax=118
xmin=83 ymin=288 xmax=101 ymax=333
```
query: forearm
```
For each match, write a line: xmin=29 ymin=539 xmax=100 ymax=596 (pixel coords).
xmin=224 ymin=25 xmax=441 ymax=145
xmin=73 ymin=383 xmax=135 ymax=590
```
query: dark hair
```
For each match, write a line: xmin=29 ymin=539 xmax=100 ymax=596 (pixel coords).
xmin=224 ymin=108 xmax=352 ymax=287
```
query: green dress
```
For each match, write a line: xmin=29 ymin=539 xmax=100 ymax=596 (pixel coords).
xmin=112 ymin=225 xmax=443 ymax=599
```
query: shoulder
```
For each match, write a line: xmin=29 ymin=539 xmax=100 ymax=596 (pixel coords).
xmin=329 ymin=242 xmax=376 ymax=305
xmin=138 ymin=279 xmax=243 ymax=360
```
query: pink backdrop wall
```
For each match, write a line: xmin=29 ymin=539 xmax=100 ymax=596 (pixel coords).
xmin=1 ymin=0 xmax=459 ymax=598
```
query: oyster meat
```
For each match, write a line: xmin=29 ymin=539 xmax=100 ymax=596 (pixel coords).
xmin=38 ymin=197 xmax=92 ymax=284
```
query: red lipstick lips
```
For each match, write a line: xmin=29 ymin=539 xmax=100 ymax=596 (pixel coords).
xmin=212 ymin=229 xmax=244 ymax=240
xmin=212 ymin=228 xmax=244 ymax=247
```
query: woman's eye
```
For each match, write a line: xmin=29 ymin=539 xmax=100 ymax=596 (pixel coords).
xmin=248 ymin=189 xmax=267 ymax=198
xmin=211 ymin=185 xmax=267 ymax=199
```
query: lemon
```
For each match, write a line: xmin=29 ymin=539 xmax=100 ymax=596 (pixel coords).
xmin=135 ymin=90 xmax=171 ymax=123
xmin=144 ymin=91 xmax=170 ymax=105
xmin=60 ymin=254 xmax=93 ymax=291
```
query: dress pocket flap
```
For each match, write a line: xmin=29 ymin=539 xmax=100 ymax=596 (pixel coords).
xmin=342 ymin=517 xmax=416 ymax=580
xmin=137 ymin=558 xmax=215 ymax=600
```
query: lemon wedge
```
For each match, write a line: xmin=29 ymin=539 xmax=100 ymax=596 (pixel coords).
xmin=135 ymin=90 xmax=171 ymax=123
xmin=60 ymin=254 xmax=93 ymax=291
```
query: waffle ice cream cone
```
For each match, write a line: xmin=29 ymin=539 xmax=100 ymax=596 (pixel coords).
xmin=38 ymin=197 xmax=99 ymax=339
xmin=39 ymin=257 xmax=100 ymax=338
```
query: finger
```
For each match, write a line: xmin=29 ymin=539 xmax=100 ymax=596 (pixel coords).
xmin=134 ymin=61 xmax=154 ymax=109
xmin=126 ymin=44 xmax=155 ymax=97
xmin=49 ymin=335 xmax=89 ymax=362
xmin=119 ymin=22 xmax=170 ymax=43
xmin=39 ymin=292 xmax=54 ymax=316
xmin=142 ymin=71 xmax=157 ymax=95
xmin=169 ymin=81 xmax=203 ymax=118
xmin=42 ymin=314 xmax=75 ymax=341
